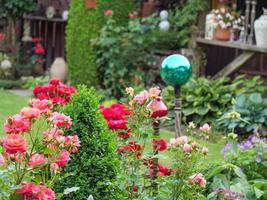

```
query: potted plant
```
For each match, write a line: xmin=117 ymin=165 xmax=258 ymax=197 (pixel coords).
xmin=213 ymin=8 xmax=235 ymax=41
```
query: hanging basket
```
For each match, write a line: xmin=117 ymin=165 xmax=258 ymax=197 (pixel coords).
xmin=85 ymin=0 xmax=96 ymax=9
xmin=215 ymin=27 xmax=231 ymax=41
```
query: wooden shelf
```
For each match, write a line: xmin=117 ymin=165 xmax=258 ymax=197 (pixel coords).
xmin=24 ymin=16 xmax=67 ymax=23
xmin=197 ymin=38 xmax=267 ymax=53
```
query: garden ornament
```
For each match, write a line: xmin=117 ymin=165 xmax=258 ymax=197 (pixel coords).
xmin=159 ymin=10 xmax=170 ymax=31
xmin=161 ymin=54 xmax=192 ymax=138
xmin=50 ymin=58 xmax=68 ymax=82
xmin=22 ymin=20 xmax=32 ymax=42
xmin=62 ymin=10 xmax=69 ymax=21
xmin=254 ymin=8 xmax=267 ymax=48
xmin=46 ymin=6 xmax=56 ymax=19
xmin=1 ymin=60 xmax=12 ymax=70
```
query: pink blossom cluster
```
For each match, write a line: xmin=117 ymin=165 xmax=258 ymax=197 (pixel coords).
xmin=17 ymin=182 xmax=55 ymax=200
xmin=33 ymin=79 xmax=76 ymax=105
xmin=189 ymin=173 xmax=207 ymax=188
xmin=169 ymin=136 xmax=209 ymax=155
xmin=0 ymin=81 xmax=79 ymax=200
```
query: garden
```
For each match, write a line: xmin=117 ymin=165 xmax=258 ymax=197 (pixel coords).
xmin=0 ymin=0 xmax=267 ymax=200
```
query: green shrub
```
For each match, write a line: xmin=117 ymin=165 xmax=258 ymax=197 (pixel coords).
xmin=217 ymin=93 xmax=267 ymax=135
xmin=54 ymin=85 xmax=119 ymax=200
xmin=66 ymin=0 xmax=135 ymax=87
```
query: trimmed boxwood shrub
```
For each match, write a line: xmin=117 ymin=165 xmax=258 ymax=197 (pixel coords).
xmin=66 ymin=0 xmax=135 ymax=87
xmin=54 ymin=85 xmax=119 ymax=200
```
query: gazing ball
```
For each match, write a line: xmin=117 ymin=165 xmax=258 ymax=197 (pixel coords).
xmin=160 ymin=10 xmax=168 ymax=21
xmin=159 ymin=21 xmax=170 ymax=32
xmin=160 ymin=54 xmax=192 ymax=86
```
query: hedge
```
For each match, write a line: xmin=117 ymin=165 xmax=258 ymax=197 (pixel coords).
xmin=54 ymin=85 xmax=119 ymax=200
xmin=66 ymin=0 xmax=135 ymax=87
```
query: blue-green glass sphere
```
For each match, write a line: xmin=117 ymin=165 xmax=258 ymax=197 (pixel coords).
xmin=160 ymin=54 xmax=192 ymax=86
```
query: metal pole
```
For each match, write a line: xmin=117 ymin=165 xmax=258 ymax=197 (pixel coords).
xmin=152 ymin=121 xmax=160 ymax=196
xmin=174 ymin=85 xmax=182 ymax=138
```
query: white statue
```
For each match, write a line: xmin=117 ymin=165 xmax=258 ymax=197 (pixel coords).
xmin=159 ymin=10 xmax=170 ymax=32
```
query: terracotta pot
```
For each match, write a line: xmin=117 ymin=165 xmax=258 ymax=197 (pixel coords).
xmin=215 ymin=27 xmax=231 ymax=41
xmin=85 ymin=0 xmax=96 ymax=9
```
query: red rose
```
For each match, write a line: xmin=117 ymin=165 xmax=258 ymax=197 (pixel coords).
xmin=3 ymin=134 xmax=28 ymax=154
xmin=35 ymin=43 xmax=45 ymax=54
xmin=4 ymin=114 xmax=30 ymax=134
xmin=152 ymin=139 xmax=168 ymax=152
xmin=17 ymin=182 xmax=40 ymax=199
xmin=49 ymin=79 xmax=61 ymax=85
xmin=108 ymin=120 xmax=127 ymax=130
xmin=118 ymin=129 xmax=131 ymax=139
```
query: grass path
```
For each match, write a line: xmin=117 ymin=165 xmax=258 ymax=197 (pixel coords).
xmin=0 ymin=90 xmax=29 ymax=137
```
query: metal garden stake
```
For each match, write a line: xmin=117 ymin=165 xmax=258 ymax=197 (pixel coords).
xmin=160 ymin=54 xmax=192 ymax=138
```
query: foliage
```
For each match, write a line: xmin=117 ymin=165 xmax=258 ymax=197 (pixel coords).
xmin=0 ymin=80 xmax=80 ymax=199
xmin=93 ymin=15 xmax=157 ymax=98
xmin=22 ymin=76 xmax=49 ymax=89
xmin=168 ymin=0 xmax=208 ymax=46
xmin=217 ymin=93 xmax=267 ymax=135
xmin=0 ymin=167 xmax=19 ymax=199
xmin=162 ymin=75 xmax=267 ymax=126
xmin=54 ymin=85 xmax=119 ymax=200
xmin=206 ymin=134 xmax=267 ymax=200
xmin=66 ymin=0 xmax=134 ymax=87
xmin=0 ymin=0 xmax=36 ymax=19
xmin=0 ymin=79 xmax=24 ymax=89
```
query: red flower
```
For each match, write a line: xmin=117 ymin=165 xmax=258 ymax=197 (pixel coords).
xmin=149 ymin=163 xmax=171 ymax=177
xmin=35 ymin=43 xmax=45 ymax=54
xmin=108 ymin=120 xmax=127 ymax=130
xmin=49 ymin=79 xmax=60 ymax=85
xmin=117 ymin=141 xmax=143 ymax=159
xmin=133 ymin=186 xmax=139 ymax=193
xmin=118 ymin=129 xmax=132 ymax=139
xmin=0 ymin=32 xmax=5 ymax=42
xmin=152 ymin=139 xmax=168 ymax=152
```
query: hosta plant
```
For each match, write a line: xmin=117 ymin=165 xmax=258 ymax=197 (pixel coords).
xmin=217 ymin=93 xmax=267 ymax=135
xmin=0 ymin=80 xmax=80 ymax=200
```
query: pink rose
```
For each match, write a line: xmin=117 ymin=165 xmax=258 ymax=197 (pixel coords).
xmin=43 ymin=128 xmax=63 ymax=143
xmin=133 ymin=91 xmax=149 ymax=105
xmin=200 ymin=123 xmax=211 ymax=133
xmin=191 ymin=142 xmax=198 ymax=148
xmin=148 ymin=87 xmax=161 ymax=98
xmin=0 ymin=154 xmax=5 ymax=165
xmin=20 ymin=107 xmax=41 ymax=120
xmin=169 ymin=138 xmax=177 ymax=146
xmin=3 ymin=134 xmax=28 ymax=154
xmin=29 ymin=154 xmax=46 ymax=167
xmin=50 ymin=112 xmax=72 ymax=129
xmin=31 ymin=99 xmax=52 ymax=114
xmin=4 ymin=114 xmax=30 ymax=134
xmin=64 ymin=135 xmax=81 ymax=153
xmin=202 ymin=147 xmax=209 ymax=155
xmin=50 ymin=162 xmax=59 ymax=171
xmin=104 ymin=9 xmax=113 ymax=16
xmin=183 ymin=143 xmax=191 ymax=153
xmin=176 ymin=136 xmax=188 ymax=145
xmin=189 ymin=173 xmax=206 ymax=188
xmin=55 ymin=149 xmax=70 ymax=167
xmin=17 ymin=182 xmax=40 ymax=198
xmin=37 ymin=185 xmax=55 ymax=200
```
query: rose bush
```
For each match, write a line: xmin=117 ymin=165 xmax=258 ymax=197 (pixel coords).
xmin=101 ymin=86 xmax=208 ymax=199
xmin=0 ymin=80 xmax=80 ymax=200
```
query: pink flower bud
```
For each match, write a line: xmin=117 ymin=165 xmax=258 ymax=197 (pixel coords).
xmin=183 ymin=144 xmax=191 ymax=153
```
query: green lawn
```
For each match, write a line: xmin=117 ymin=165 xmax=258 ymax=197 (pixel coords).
xmin=0 ymin=90 xmax=29 ymax=137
